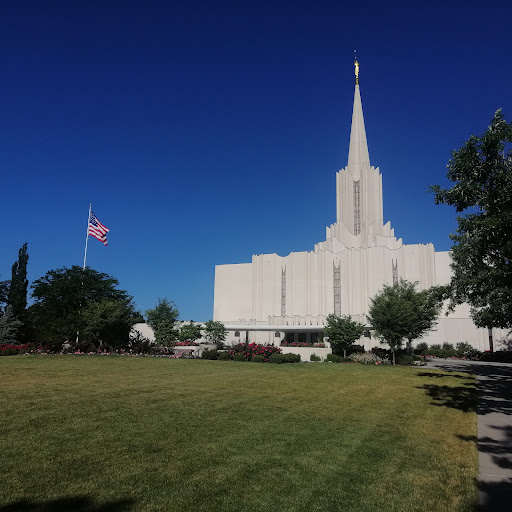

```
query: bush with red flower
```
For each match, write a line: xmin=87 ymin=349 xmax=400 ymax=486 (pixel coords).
xmin=0 ymin=344 xmax=29 ymax=356
xmin=227 ymin=342 xmax=281 ymax=362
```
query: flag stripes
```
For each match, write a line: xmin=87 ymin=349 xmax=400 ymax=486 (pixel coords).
xmin=88 ymin=210 xmax=110 ymax=246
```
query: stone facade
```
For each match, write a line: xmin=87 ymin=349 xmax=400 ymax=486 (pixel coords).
xmin=213 ymin=76 xmax=509 ymax=352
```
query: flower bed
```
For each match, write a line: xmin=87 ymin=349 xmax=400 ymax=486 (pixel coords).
xmin=0 ymin=344 xmax=29 ymax=356
xmin=174 ymin=341 xmax=199 ymax=346
xmin=228 ymin=342 xmax=281 ymax=362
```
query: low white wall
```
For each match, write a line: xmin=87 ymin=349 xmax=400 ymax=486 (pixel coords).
xmin=278 ymin=346 xmax=332 ymax=361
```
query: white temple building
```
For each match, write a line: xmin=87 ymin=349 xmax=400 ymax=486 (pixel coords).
xmin=213 ymin=62 xmax=508 ymax=353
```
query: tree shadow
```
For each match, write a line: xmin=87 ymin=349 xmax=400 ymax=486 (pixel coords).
xmin=0 ymin=496 xmax=135 ymax=512
xmin=478 ymin=478 xmax=512 ymax=512
xmin=419 ymin=363 xmax=512 ymax=416
xmin=417 ymin=382 xmax=477 ymax=413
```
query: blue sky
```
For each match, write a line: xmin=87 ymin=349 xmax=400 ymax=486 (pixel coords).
xmin=2 ymin=0 xmax=511 ymax=321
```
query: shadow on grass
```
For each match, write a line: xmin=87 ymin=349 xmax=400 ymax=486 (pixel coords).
xmin=417 ymin=382 xmax=477 ymax=413
xmin=0 ymin=496 xmax=135 ymax=512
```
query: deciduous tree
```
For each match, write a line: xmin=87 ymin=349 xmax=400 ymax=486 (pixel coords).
xmin=178 ymin=322 xmax=202 ymax=343
xmin=367 ymin=280 xmax=441 ymax=365
xmin=146 ymin=298 xmax=179 ymax=346
xmin=203 ymin=320 xmax=227 ymax=348
xmin=30 ymin=266 xmax=136 ymax=346
xmin=324 ymin=314 xmax=365 ymax=358
xmin=430 ymin=110 xmax=512 ymax=329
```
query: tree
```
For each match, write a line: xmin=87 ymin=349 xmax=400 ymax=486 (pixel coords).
xmin=82 ymin=300 xmax=139 ymax=348
xmin=7 ymin=243 xmax=29 ymax=319
xmin=430 ymin=110 xmax=512 ymax=329
xmin=146 ymin=298 xmax=179 ymax=346
xmin=30 ymin=266 xmax=136 ymax=346
xmin=367 ymin=280 xmax=441 ymax=365
xmin=324 ymin=314 xmax=365 ymax=358
xmin=203 ymin=320 xmax=227 ymax=348
xmin=0 ymin=306 xmax=22 ymax=344
xmin=0 ymin=276 xmax=9 ymax=315
xmin=178 ymin=322 xmax=202 ymax=343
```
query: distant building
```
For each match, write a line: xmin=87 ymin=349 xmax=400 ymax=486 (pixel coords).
xmin=213 ymin=62 xmax=509 ymax=352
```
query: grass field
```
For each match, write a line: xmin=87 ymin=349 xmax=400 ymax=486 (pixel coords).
xmin=0 ymin=356 xmax=478 ymax=512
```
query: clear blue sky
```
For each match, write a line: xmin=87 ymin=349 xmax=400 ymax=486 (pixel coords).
xmin=1 ymin=0 xmax=511 ymax=321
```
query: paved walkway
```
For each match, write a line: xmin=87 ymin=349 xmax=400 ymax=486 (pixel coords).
xmin=426 ymin=359 xmax=512 ymax=511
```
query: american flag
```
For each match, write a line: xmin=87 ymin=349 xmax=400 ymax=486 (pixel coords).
xmin=88 ymin=210 xmax=110 ymax=246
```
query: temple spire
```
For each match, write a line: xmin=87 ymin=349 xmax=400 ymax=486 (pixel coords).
xmin=347 ymin=56 xmax=370 ymax=179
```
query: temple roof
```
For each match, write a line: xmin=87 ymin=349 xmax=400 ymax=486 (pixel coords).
xmin=347 ymin=83 xmax=370 ymax=179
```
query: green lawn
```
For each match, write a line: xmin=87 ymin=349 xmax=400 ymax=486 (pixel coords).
xmin=0 ymin=357 xmax=478 ymax=512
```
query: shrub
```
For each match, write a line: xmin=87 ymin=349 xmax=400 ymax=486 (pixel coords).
xmin=480 ymin=351 xmax=512 ymax=363
xmin=396 ymin=355 xmax=423 ymax=366
xmin=233 ymin=353 xmax=246 ymax=362
xmin=201 ymin=349 xmax=219 ymax=360
xmin=252 ymin=355 xmax=265 ymax=363
xmin=268 ymin=353 xmax=285 ymax=364
xmin=350 ymin=352 xmax=377 ymax=364
xmin=217 ymin=351 xmax=230 ymax=361
xmin=371 ymin=347 xmax=392 ymax=359
xmin=350 ymin=352 xmax=389 ymax=365
xmin=326 ymin=353 xmax=342 ymax=363
xmin=228 ymin=342 xmax=281 ymax=361
xmin=347 ymin=344 xmax=365 ymax=355
xmin=282 ymin=352 xmax=301 ymax=363
xmin=310 ymin=353 xmax=321 ymax=362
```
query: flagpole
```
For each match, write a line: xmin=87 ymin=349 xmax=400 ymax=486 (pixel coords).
xmin=83 ymin=203 xmax=91 ymax=270
xmin=76 ymin=203 xmax=91 ymax=343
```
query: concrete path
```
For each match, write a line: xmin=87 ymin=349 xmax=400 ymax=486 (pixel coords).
xmin=426 ymin=359 xmax=512 ymax=511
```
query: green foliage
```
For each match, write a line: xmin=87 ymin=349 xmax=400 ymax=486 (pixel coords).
xmin=81 ymin=300 xmax=137 ymax=347
xmin=367 ymin=280 xmax=441 ymax=365
xmin=310 ymin=353 xmax=321 ymax=362
xmin=430 ymin=110 xmax=512 ymax=329
xmin=30 ymin=266 xmax=136 ymax=345
xmin=228 ymin=342 xmax=281 ymax=361
xmin=416 ymin=342 xmax=429 ymax=355
xmin=324 ymin=314 xmax=365 ymax=357
xmin=146 ymin=298 xmax=179 ymax=346
xmin=7 ymin=243 xmax=29 ymax=319
xmin=178 ymin=322 xmax=202 ymax=342
xmin=233 ymin=353 xmax=246 ymax=362
xmin=267 ymin=352 xmax=301 ymax=364
xmin=0 ymin=306 xmax=23 ymax=344
xmin=201 ymin=349 xmax=219 ymax=360
xmin=252 ymin=355 xmax=265 ymax=363
xmin=217 ymin=351 xmax=230 ymax=361
xmin=326 ymin=353 xmax=343 ymax=363
xmin=0 ymin=275 xmax=9 ymax=313
xmin=203 ymin=320 xmax=227 ymax=347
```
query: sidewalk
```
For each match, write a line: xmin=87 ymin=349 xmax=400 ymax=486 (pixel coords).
xmin=426 ymin=359 xmax=512 ymax=511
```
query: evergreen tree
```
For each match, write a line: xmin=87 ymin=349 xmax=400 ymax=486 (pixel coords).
xmin=0 ymin=306 xmax=23 ymax=345
xmin=7 ymin=243 xmax=29 ymax=318
xmin=0 ymin=276 xmax=9 ymax=315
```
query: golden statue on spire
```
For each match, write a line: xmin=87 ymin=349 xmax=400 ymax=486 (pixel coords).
xmin=354 ymin=50 xmax=359 ymax=85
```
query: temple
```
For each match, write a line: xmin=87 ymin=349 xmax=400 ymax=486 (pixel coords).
xmin=213 ymin=60 xmax=508 ymax=353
